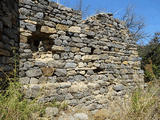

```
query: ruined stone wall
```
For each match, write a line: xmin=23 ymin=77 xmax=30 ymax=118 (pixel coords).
xmin=0 ymin=0 xmax=19 ymax=79
xmin=18 ymin=0 xmax=144 ymax=110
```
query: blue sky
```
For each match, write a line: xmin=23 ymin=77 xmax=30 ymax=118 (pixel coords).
xmin=52 ymin=0 xmax=160 ymax=44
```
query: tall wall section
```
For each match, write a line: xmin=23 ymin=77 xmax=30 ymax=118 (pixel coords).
xmin=0 ymin=0 xmax=144 ymax=110
xmin=0 ymin=0 xmax=19 ymax=89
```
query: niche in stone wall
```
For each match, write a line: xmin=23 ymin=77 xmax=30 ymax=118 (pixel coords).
xmin=27 ymin=32 xmax=54 ymax=52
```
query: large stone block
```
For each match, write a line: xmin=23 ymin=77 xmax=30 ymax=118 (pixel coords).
xmin=52 ymin=45 xmax=65 ymax=52
xmin=82 ymin=55 xmax=100 ymax=61
xmin=56 ymin=24 xmax=69 ymax=31
xmin=41 ymin=26 xmax=57 ymax=33
xmin=26 ymin=68 xmax=42 ymax=77
xmin=69 ymin=26 xmax=81 ymax=33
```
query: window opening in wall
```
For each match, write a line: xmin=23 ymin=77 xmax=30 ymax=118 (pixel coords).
xmin=28 ymin=32 xmax=53 ymax=52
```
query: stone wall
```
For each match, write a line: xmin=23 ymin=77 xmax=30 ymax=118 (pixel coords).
xmin=5 ymin=0 xmax=144 ymax=110
xmin=0 ymin=0 xmax=19 ymax=82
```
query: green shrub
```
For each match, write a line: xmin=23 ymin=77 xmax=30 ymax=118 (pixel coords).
xmin=0 ymin=78 xmax=41 ymax=120
xmin=144 ymin=70 xmax=155 ymax=82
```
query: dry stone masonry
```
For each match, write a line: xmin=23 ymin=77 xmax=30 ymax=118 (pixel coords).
xmin=0 ymin=0 xmax=19 ymax=80
xmin=1 ymin=0 xmax=144 ymax=110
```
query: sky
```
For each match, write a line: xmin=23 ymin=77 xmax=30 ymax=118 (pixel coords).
xmin=52 ymin=0 xmax=160 ymax=44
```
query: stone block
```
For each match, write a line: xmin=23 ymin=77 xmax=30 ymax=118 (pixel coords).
xmin=65 ymin=62 xmax=77 ymax=68
xmin=69 ymin=26 xmax=81 ymax=33
xmin=56 ymin=24 xmax=69 ymax=31
xmin=45 ymin=107 xmax=59 ymax=118
xmin=41 ymin=26 xmax=56 ymax=33
xmin=30 ymin=78 xmax=39 ymax=84
xmin=19 ymin=77 xmax=30 ymax=85
xmin=113 ymin=84 xmax=125 ymax=92
xmin=82 ymin=55 xmax=100 ymax=61
xmin=52 ymin=45 xmax=65 ymax=52
xmin=41 ymin=67 xmax=54 ymax=77
xmin=55 ymin=69 xmax=67 ymax=77
xmin=26 ymin=68 xmax=42 ymax=77
xmin=20 ymin=35 xmax=28 ymax=43
xmin=0 ymin=49 xmax=10 ymax=56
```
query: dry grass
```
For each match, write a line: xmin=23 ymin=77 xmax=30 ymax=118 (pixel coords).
xmin=93 ymin=81 xmax=160 ymax=120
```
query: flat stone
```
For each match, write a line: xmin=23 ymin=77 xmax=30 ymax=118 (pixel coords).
xmin=30 ymin=78 xmax=39 ymax=84
xmin=48 ymin=60 xmax=65 ymax=68
xmin=74 ymin=113 xmax=88 ymax=120
xmin=113 ymin=84 xmax=125 ymax=92
xmin=52 ymin=45 xmax=65 ymax=52
xmin=65 ymin=62 xmax=77 ymax=68
xmin=19 ymin=8 xmax=30 ymax=16
xmin=34 ymin=12 xmax=44 ymax=19
xmin=23 ymin=61 xmax=34 ymax=70
xmin=56 ymin=24 xmax=69 ymax=31
xmin=123 ymin=61 xmax=128 ymax=65
xmin=48 ymin=76 xmax=57 ymax=83
xmin=55 ymin=69 xmax=67 ymax=77
xmin=20 ymin=35 xmax=28 ymax=43
xmin=39 ymin=76 xmax=48 ymax=83
xmin=81 ymin=47 xmax=91 ymax=53
xmin=69 ymin=26 xmax=81 ymax=33
xmin=41 ymin=67 xmax=54 ymax=77
xmin=45 ymin=107 xmax=59 ymax=117
xmin=26 ymin=68 xmax=42 ymax=77
xmin=74 ymin=75 xmax=85 ymax=81
xmin=71 ymin=47 xmax=80 ymax=52
xmin=41 ymin=26 xmax=56 ymax=33
xmin=82 ymin=55 xmax=100 ymax=61
xmin=25 ymin=85 xmax=40 ymax=98
xmin=60 ymin=82 xmax=71 ymax=88
xmin=0 ymin=49 xmax=10 ymax=56
xmin=19 ymin=77 xmax=30 ymax=85
xmin=72 ymin=37 xmax=82 ymax=43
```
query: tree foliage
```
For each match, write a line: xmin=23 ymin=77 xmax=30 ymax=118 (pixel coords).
xmin=138 ymin=32 xmax=160 ymax=81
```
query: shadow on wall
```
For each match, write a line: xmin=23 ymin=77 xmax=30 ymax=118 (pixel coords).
xmin=0 ymin=0 xmax=19 ymax=89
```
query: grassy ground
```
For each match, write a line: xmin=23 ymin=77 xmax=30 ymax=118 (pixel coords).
xmin=0 ymin=76 xmax=160 ymax=120
xmin=93 ymin=81 xmax=160 ymax=120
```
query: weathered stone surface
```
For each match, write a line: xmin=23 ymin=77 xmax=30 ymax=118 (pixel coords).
xmin=81 ymin=47 xmax=91 ymax=53
xmin=55 ymin=69 xmax=67 ymax=77
xmin=20 ymin=35 xmax=28 ymax=43
xmin=25 ymin=85 xmax=41 ymax=98
xmin=48 ymin=60 xmax=65 ymax=68
xmin=19 ymin=77 xmax=30 ymax=85
xmin=82 ymin=55 xmax=100 ymax=61
xmin=69 ymin=26 xmax=81 ymax=33
xmin=1 ymin=0 xmax=144 ymax=112
xmin=19 ymin=8 xmax=30 ymax=16
xmin=26 ymin=68 xmax=42 ymax=77
xmin=30 ymin=78 xmax=39 ymax=84
xmin=65 ymin=62 xmax=77 ymax=68
xmin=26 ymin=23 xmax=36 ymax=31
xmin=52 ymin=45 xmax=65 ymax=52
xmin=45 ymin=107 xmax=59 ymax=117
xmin=0 ymin=49 xmax=10 ymax=56
xmin=41 ymin=67 xmax=54 ymax=77
xmin=56 ymin=24 xmax=69 ymax=31
xmin=113 ymin=84 xmax=125 ymax=92
xmin=34 ymin=12 xmax=44 ymax=19
xmin=73 ymin=113 xmax=88 ymax=120
xmin=41 ymin=26 xmax=57 ymax=33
